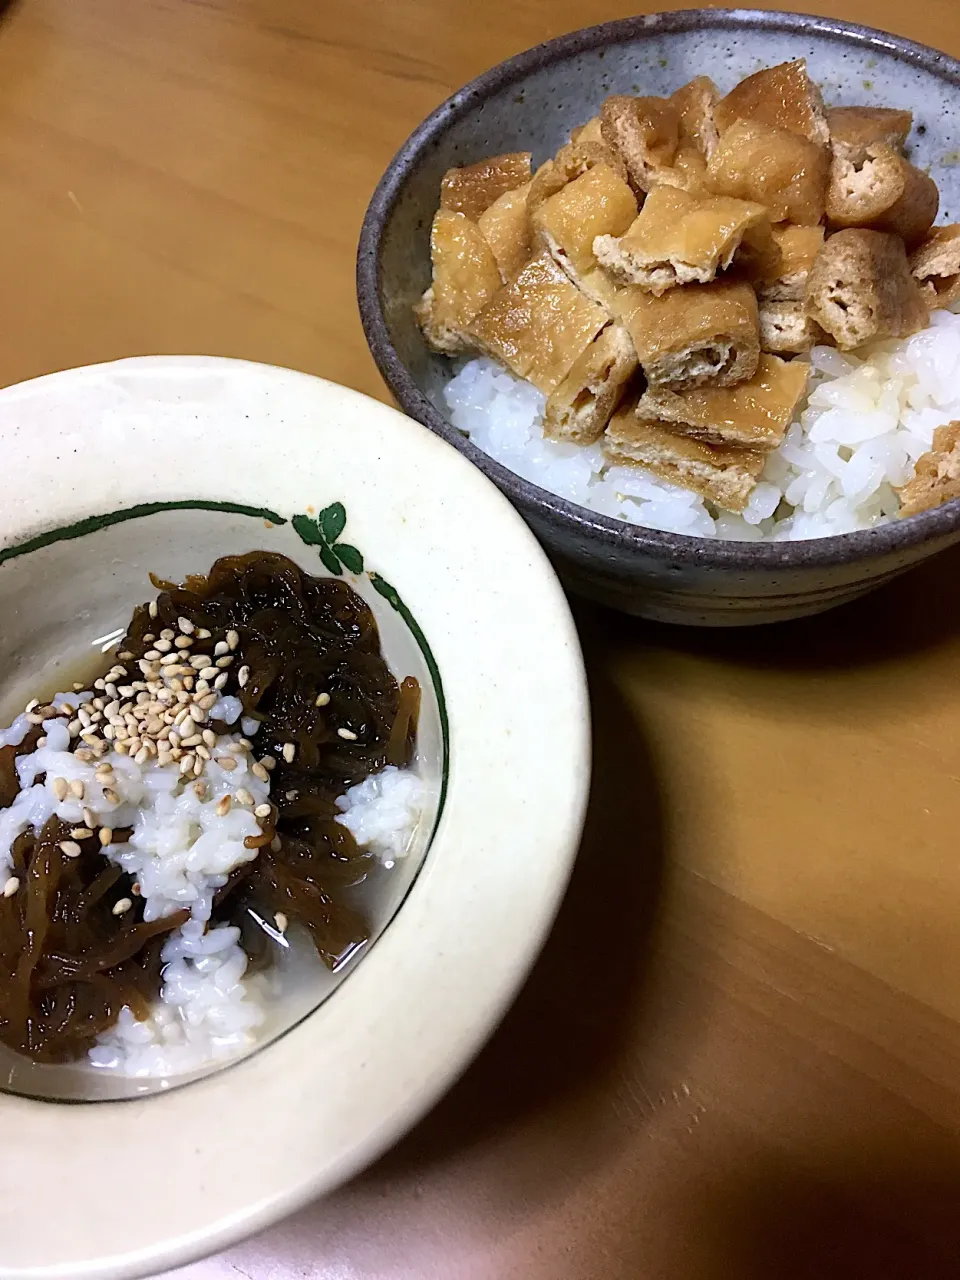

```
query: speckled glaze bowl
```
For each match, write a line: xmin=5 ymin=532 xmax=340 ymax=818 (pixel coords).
xmin=358 ymin=9 xmax=960 ymax=626
xmin=0 ymin=357 xmax=589 ymax=1279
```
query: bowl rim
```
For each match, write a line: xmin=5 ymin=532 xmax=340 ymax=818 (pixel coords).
xmin=357 ymin=7 xmax=960 ymax=570
xmin=0 ymin=355 xmax=591 ymax=1279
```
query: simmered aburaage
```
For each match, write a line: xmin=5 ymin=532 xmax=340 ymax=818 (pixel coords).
xmin=417 ymin=59 xmax=960 ymax=530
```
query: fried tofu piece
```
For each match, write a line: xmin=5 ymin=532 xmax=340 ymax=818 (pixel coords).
xmin=759 ymin=225 xmax=826 ymax=301
xmin=467 ymin=252 xmax=609 ymax=393
xmin=910 ymin=225 xmax=960 ymax=307
xmin=806 ymin=229 xmax=930 ymax=350
xmin=618 ymin=279 xmax=760 ymax=390
xmin=600 ymin=94 xmax=681 ymax=193
xmin=533 ymin=164 xmax=638 ymax=291
xmin=604 ymin=406 xmax=765 ymax=512
xmin=670 ymin=76 xmax=721 ymax=161
xmin=527 ymin=139 xmax=628 ymax=215
xmin=635 ymin=352 xmax=808 ymax=451
xmin=715 ymin=59 xmax=829 ymax=146
xmin=827 ymin=105 xmax=913 ymax=164
xmin=415 ymin=210 xmax=504 ymax=354
xmin=825 ymin=144 xmax=938 ymax=249
xmin=898 ymin=422 xmax=960 ymax=517
xmin=707 ymin=119 xmax=829 ymax=226
xmin=440 ymin=152 xmax=532 ymax=221
xmin=593 ymin=187 xmax=776 ymax=294
xmin=759 ymin=300 xmax=824 ymax=354
xmin=571 ymin=116 xmax=605 ymax=146
xmin=477 ymin=182 xmax=534 ymax=283
xmin=542 ymin=325 xmax=638 ymax=444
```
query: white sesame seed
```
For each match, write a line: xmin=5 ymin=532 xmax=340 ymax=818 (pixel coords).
xmin=217 ymin=755 xmax=238 ymax=771
xmin=148 ymin=600 xmax=159 ymax=619
xmin=315 ymin=692 xmax=331 ymax=707
xmin=260 ymin=755 xmax=276 ymax=771
xmin=282 ymin=743 xmax=295 ymax=764
xmin=198 ymin=666 xmax=218 ymax=681
xmin=251 ymin=763 xmax=269 ymax=782
xmin=59 ymin=841 xmax=82 ymax=858
xmin=94 ymin=679 xmax=106 ymax=691
xmin=153 ymin=638 xmax=172 ymax=653
xmin=75 ymin=749 xmax=95 ymax=763
xmin=199 ymin=694 xmax=218 ymax=710
xmin=201 ymin=729 xmax=216 ymax=747
xmin=189 ymin=654 xmax=209 ymax=671
xmin=193 ymin=781 xmax=209 ymax=800
xmin=114 ymin=742 xmax=128 ymax=755
xmin=69 ymin=779 xmax=85 ymax=799
xmin=235 ymin=788 xmax=254 ymax=806
xmin=83 ymin=806 xmax=97 ymax=827
xmin=112 ymin=898 xmax=133 ymax=916
xmin=3 ymin=876 xmax=20 ymax=898
xmin=179 ymin=755 xmax=195 ymax=775
xmin=254 ymin=803 xmax=271 ymax=818
xmin=337 ymin=728 xmax=358 ymax=741
xmin=274 ymin=912 xmax=288 ymax=934
xmin=51 ymin=777 xmax=68 ymax=801
xmin=36 ymin=736 xmax=47 ymax=749
xmin=61 ymin=703 xmax=76 ymax=716
xmin=134 ymin=746 xmax=150 ymax=765
xmin=215 ymin=795 xmax=231 ymax=817
xmin=102 ymin=787 xmax=120 ymax=805
xmin=216 ymin=656 xmax=233 ymax=669
xmin=143 ymin=649 xmax=161 ymax=661
xmin=70 ymin=827 xmax=93 ymax=840
xmin=99 ymin=827 xmax=113 ymax=846
xmin=181 ymin=733 xmax=202 ymax=748
xmin=72 ymin=682 xmax=84 ymax=693
xmin=26 ymin=713 xmax=45 ymax=725
xmin=95 ymin=764 xmax=113 ymax=780
xmin=226 ymin=630 xmax=239 ymax=650
xmin=213 ymin=673 xmax=228 ymax=690
xmin=237 ymin=665 xmax=250 ymax=688
xmin=214 ymin=641 xmax=229 ymax=657
xmin=24 ymin=698 xmax=39 ymax=713
xmin=178 ymin=617 xmax=194 ymax=635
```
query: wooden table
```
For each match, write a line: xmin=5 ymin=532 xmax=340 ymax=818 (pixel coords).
xmin=3 ymin=2 xmax=960 ymax=1275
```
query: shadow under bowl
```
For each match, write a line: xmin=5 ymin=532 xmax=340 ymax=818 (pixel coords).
xmin=358 ymin=7 xmax=960 ymax=626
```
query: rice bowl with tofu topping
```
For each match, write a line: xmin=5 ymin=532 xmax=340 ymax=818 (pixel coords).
xmin=0 ymin=551 xmax=428 ymax=1084
xmin=417 ymin=58 xmax=960 ymax=541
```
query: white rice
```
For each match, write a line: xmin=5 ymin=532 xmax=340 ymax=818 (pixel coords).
xmin=1 ymin=693 xmax=425 ymax=1080
xmin=442 ymin=308 xmax=960 ymax=541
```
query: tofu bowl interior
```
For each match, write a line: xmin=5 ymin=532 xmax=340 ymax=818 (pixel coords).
xmin=0 ymin=356 xmax=589 ymax=1280
xmin=359 ymin=10 xmax=960 ymax=622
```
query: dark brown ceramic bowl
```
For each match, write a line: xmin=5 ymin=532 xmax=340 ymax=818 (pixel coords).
xmin=357 ymin=8 xmax=960 ymax=626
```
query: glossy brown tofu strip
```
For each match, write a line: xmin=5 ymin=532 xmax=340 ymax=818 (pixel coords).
xmin=526 ymin=140 xmax=628 ymax=216
xmin=805 ymin=228 xmax=929 ymax=350
xmin=707 ymin=119 xmax=829 ymax=226
xmin=532 ymin=164 xmax=638 ymax=294
xmin=670 ymin=76 xmax=721 ymax=161
xmin=758 ymin=300 xmax=824 ymax=355
xmin=604 ymin=406 xmax=765 ymax=512
xmin=715 ymin=58 xmax=830 ymax=145
xmin=827 ymin=105 xmax=913 ymax=164
xmin=542 ymin=325 xmax=638 ymax=445
xmin=440 ymin=152 xmax=532 ymax=221
xmin=635 ymin=352 xmax=809 ymax=451
xmin=594 ymin=187 xmax=777 ymax=294
xmin=826 ymin=144 xmax=938 ymax=249
xmin=600 ymin=94 xmax=681 ymax=193
xmin=617 ymin=279 xmax=760 ymax=390
xmin=759 ymin=225 xmax=825 ymax=301
xmin=477 ymin=182 xmax=534 ymax=283
xmin=910 ymin=225 xmax=960 ymax=308
xmin=415 ymin=210 xmax=504 ymax=354
xmin=467 ymin=252 xmax=610 ymax=393
xmin=898 ymin=422 xmax=960 ymax=517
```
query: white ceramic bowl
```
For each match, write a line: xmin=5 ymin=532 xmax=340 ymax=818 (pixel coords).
xmin=0 ymin=357 xmax=589 ymax=1279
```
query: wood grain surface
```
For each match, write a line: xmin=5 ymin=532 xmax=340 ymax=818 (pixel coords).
xmin=2 ymin=2 xmax=960 ymax=1276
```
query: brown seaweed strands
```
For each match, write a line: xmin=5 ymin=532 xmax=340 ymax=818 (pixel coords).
xmin=0 ymin=551 xmax=420 ymax=1063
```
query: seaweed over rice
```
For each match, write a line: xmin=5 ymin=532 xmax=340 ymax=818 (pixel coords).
xmin=0 ymin=552 xmax=424 ymax=1072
